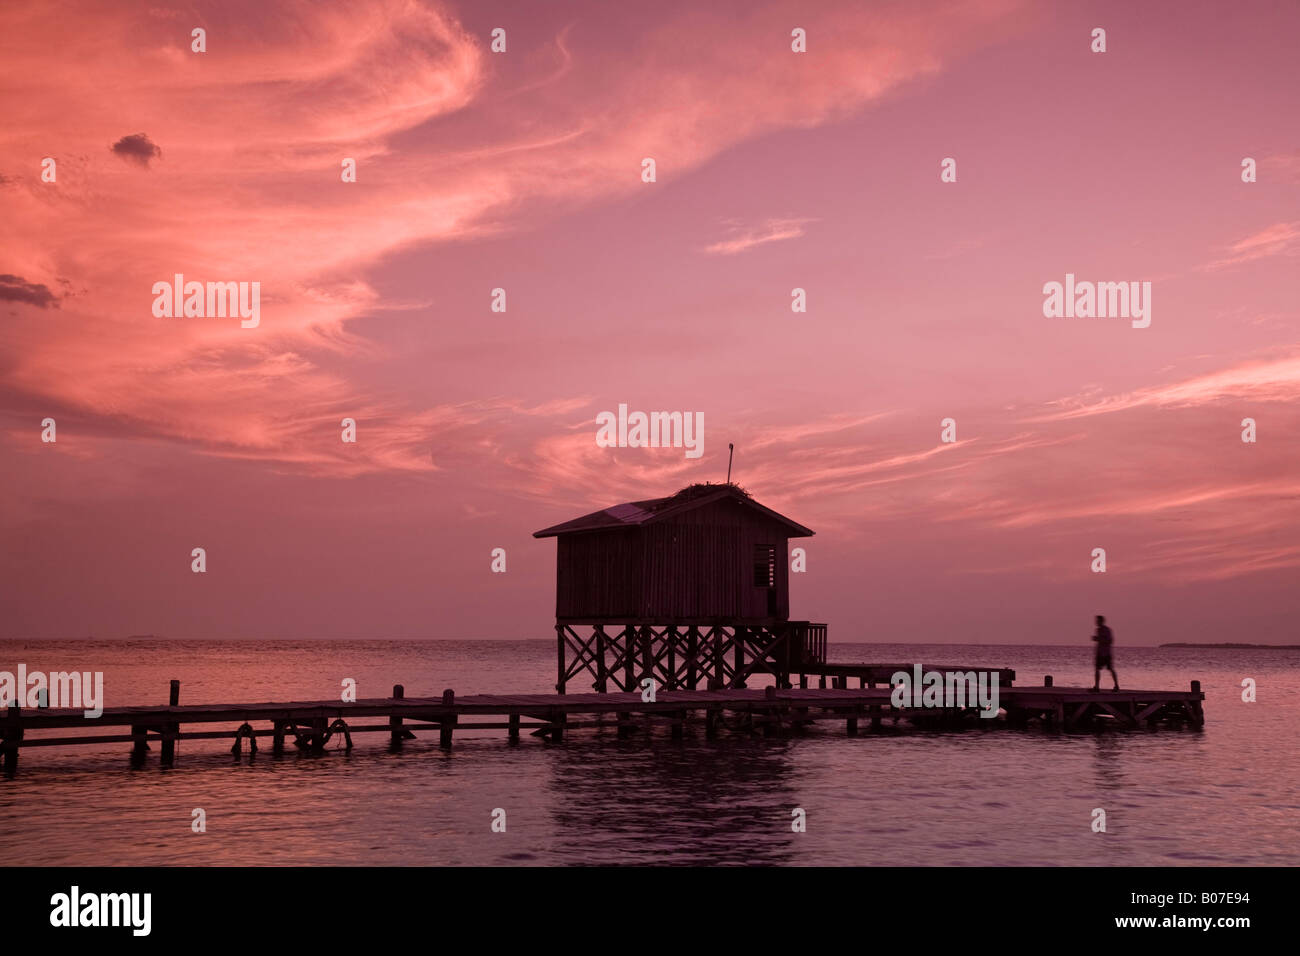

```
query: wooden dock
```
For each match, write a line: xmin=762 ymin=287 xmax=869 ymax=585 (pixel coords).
xmin=0 ymin=673 xmax=1205 ymax=774
xmin=795 ymin=662 xmax=1016 ymax=688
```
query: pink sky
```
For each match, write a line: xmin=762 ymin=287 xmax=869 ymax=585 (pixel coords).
xmin=1 ymin=0 xmax=1297 ymax=644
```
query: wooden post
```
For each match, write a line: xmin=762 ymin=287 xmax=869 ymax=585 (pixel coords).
xmin=671 ymin=709 xmax=685 ymax=740
xmin=846 ymin=714 xmax=858 ymax=736
xmin=687 ymin=626 xmax=699 ymax=690
xmin=161 ymin=680 xmax=179 ymax=766
xmin=799 ymin=673 xmax=807 ymax=689
xmin=705 ymin=708 xmax=718 ymax=738
xmin=709 ymin=627 xmax=724 ymax=689
xmin=272 ymin=720 xmax=286 ymax=754
xmin=508 ymin=713 xmax=520 ymax=742
xmin=733 ymin=626 xmax=746 ymax=689
xmin=623 ymin=626 xmax=635 ymax=692
xmin=3 ymin=702 xmax=21 ymax=775
xmin=640 ymin=626 xmax=653 ymax=690
xmin=550 ymin=711 xmax=565 ymax=743
xmin=556 ymin=625 xmax=566 ymax=694
xmin=390 ymin=684 xmax=405 ymax=747
xmin=1044 ymin=675 xmax=1053 ymax=687
xmin=595 ymin=626 xmax=607 ymax=693
xmin=1190 ymin=680 xmax=1204 ymax=727
xmin=439 ymin=689 xmax=456 ymax=748
xmin=617 ymin=711 xmax=633 ymax=739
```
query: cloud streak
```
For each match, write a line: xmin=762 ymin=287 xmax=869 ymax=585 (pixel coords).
xmin=703 ymin=218 xmax=817 ymax=255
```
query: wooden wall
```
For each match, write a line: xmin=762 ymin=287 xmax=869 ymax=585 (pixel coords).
xmin=553 ymin=497 xmax=793 ymax=621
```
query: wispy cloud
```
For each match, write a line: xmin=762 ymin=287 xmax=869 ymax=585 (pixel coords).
xmin=1030 ymin=353 xmax=1300 ymax=421
xmin=1203 ymin=221 xmax=1300 ymax=270
xmin=703 ymin=218 xmax=817 ymax=255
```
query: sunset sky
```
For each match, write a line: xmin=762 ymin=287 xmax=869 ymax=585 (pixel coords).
xmin=2 ymin=0 xmax=1297 ymax=644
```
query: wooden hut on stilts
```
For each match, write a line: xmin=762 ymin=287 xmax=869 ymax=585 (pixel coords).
xmin=533 ymin=483 xmax=825 ymax=693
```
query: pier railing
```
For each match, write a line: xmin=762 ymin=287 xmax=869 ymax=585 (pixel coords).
xmin=789 ymin=621 xmax=827 ymax=667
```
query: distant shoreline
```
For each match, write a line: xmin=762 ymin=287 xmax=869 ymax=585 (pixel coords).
xmin=1160 ymin=642 xmax=1300 ymax=650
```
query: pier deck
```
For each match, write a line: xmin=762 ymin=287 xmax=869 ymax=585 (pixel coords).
xmin=0 ymin=676 xmax=1206 ymax=773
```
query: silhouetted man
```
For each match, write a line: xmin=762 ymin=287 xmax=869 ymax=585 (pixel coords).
xmin=1091 ymin=615 xmax=1119 ymax=691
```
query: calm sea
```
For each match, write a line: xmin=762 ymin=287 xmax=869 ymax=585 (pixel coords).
xmin=0 ymin=639 xmax=1296 ymax=866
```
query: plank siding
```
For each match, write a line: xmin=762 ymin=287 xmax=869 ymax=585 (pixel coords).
xmin=554 ymin=496 xmax=797 ymax=621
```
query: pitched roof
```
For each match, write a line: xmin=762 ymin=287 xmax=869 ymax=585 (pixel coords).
xmin=533 ymin=483 xmax=814 ymax=538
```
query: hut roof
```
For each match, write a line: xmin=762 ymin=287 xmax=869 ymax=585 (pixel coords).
xmin=533 ymin=483 xmax=815 ymax=538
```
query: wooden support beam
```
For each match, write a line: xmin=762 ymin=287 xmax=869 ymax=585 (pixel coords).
xmin=440 ymin=689 xmax=456 ymax=748
xmin=3 ymin=703 xmax=21 ymax=775
xmin=709 ymin=627 xmax=724 ymax=690
xmin=687 ymin=626 xmax=699 ymax=690
xmin=161 ymin=679 xmax=180 ymax=766
xmin=594 ymin=626 xmax=608 ymax=692
xmin=508 ymin=713 xmax=520 ymax=742
xmin=389 ymin=683 xmax=404 ymax=746
xmin=556 ymin=625 xmax=566 ymax=694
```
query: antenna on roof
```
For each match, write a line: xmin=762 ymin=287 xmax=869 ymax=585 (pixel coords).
xmin=726 ymin=443 xmax=734 ymax=484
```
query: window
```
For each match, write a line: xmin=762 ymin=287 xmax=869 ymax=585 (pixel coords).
xmin=753 ymin=545 xmax=776 ymax=587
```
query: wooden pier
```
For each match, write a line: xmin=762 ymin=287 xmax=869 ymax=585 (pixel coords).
xmin=0 ymin=674 xmax=1205 ymax=774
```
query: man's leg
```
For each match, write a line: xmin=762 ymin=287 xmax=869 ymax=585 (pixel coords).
xmin=1092 ymin=664 xmax=1100 ymax=691
xmin=1109 ymin=665 xmax=1119 ymax=690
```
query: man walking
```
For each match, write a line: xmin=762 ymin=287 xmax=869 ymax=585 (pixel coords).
xmin=1091 ymin=614 xmax=1119 ymax=691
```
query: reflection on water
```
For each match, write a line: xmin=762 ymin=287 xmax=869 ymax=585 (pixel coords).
xmin=0 ymin=639 xmax=1296 ymax=865
xmin=546 ymin=737 xmax=802 ymax=865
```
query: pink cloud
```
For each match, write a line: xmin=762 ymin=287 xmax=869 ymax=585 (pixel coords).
xmin=703 ymin=218 xmax=817 ymax=255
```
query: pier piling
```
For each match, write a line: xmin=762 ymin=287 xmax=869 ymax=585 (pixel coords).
xmin=161 ymin=680 xmax=180 ymax=766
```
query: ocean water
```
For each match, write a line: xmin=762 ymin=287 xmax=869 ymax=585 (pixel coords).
xmin=0 ymin=639 xmax=1295 ymax=866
